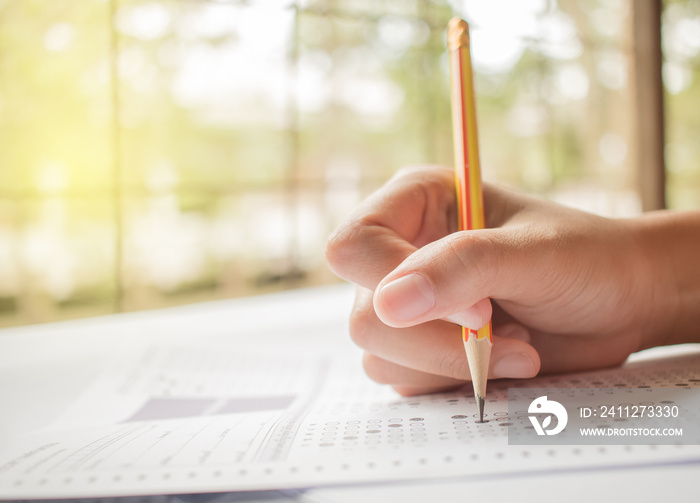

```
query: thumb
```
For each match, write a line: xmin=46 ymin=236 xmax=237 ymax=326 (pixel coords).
xmin=373 ymin=228 xmax=536 ymax=329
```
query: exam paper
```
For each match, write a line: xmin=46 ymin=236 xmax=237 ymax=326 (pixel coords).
xmin=1 ymin=341 xmax=700 ymax=499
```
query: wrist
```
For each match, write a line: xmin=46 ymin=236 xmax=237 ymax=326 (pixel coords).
xmin=630 ymin=210 xmax=700 ymax=350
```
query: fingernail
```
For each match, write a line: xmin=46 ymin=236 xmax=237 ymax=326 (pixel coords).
xmin=492 ymin=352 xmax=536 ymax=378
xmin=377 ymin=273 xmax=434 ymax=322
xmin=445 ymin=306 xmax=483 ymax=330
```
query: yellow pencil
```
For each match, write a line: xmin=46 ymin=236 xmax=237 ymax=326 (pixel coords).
xmin=447 ymin=17 xmax=492 ymax=423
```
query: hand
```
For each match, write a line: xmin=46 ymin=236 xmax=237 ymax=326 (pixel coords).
xmin=325 ymin=165 xmax=685 ymax=396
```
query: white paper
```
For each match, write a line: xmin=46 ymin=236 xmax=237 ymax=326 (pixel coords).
xmin=2 ymin=339 xmax=700 ymax=499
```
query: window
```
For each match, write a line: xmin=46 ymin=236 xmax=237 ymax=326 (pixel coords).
xmin=0 ymin=0 xmax=693 ymax=327
xmin=664 ymin=0 xmax=700 ymax=209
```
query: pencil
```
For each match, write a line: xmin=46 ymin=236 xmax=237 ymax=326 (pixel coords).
xmin=447 ymin=17 xmax=493 ymax=423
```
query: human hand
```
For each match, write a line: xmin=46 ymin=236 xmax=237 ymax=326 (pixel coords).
xmin=325 ymin=165 xmax=673 ymax=396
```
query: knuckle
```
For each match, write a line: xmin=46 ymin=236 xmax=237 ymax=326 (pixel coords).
xmin=348 ymin=292 xmax=377 ymax=351
xmin=392 ymin=164 xmax=452 ymax=183
xmin=324 ymin=228 xmax=341 ymax=265
xmin=362 ymin=352 xmax=391 ymax=384
xmin=391 ymin=165 xmax=429 ymax=182
xmin=324 ymin=221 xmax=360 ymax=278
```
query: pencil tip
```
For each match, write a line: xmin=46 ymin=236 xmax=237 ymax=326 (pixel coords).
xmin=476 ymin=394 xmax=486 ymax=423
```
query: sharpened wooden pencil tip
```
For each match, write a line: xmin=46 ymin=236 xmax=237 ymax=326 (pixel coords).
xmin=447 ymin=17 xmax=470 ymax=51
xmin=476 ymin=394 xmax=486 ymax=423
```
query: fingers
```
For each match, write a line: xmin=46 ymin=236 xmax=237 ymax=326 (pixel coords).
xmin=372 ymin=220 xmax=578 ymax=331
xmin=329 ymin=165 xmax=641 ymax=394
xmin=529 ymin=329 xmax=638 ymax=375
xmin=371 ymin=228 xmax=522 ymax=328
xmin=362 ymin=329 xmax=540 ymax=389
xmin=363 ymin=324 xmax=638 ymax=394
xmin=363 ymin=353 xmax=466 ymax=391
xmin=325 ymin=168 xmax=531 ymax=292
xmin=351 ymin=288 xmax=469 ymax=379
xmin=352 ymin=288 xmax=540 ymax=387
xmin=326 ymin=166 xmax=548 ymax=334
xmin=325 ymin=166 xmax=456 ymax=290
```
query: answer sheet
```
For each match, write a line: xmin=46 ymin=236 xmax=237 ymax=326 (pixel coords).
xmin=1 ymin=338 xmax=700 ymax=499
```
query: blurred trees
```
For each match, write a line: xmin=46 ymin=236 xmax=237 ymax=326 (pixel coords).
xmin=0 ymin=0 xmax=696 ymax=327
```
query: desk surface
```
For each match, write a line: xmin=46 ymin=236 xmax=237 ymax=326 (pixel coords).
xmin=1 ymin=284 xmax=698 ymax=502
